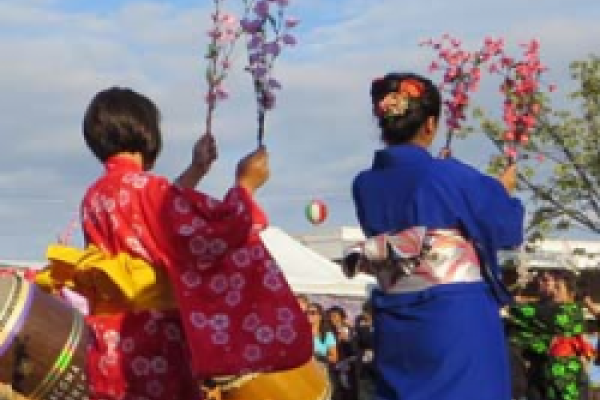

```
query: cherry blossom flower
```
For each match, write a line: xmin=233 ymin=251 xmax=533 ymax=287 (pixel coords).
xmin=181 ymin=269 xmax=202 ymax=288
xmin=190 ymin=312 xmax=208 ymax=329
xmin=421 ymin=34 xmax=487 ymax=148
xmin=164 ymin=324 xmax=182 ymax=341
xmin=209 ymin=274 xmax=229 ymax=294
xmin=276 ymin=324 xmax=297 ymax=344
xmin=131 ymin=357 xmax=151 ymax=376
xmin=494 ymin=39 xmax=551 ymax=159
xmin=243 ymin=313 xmax=261 ymax=331
xmin=255 ymin=325 xmax=275 ymax=343
xmin=225 ymin=290 xmax=242 ymax=306
xmin=243 ymin=344 xmax=262 ymax=362
xmin=151 ymin=357 xmax=168 ymax=374
xmin=121 ymin=337 xmax=136 ymax=353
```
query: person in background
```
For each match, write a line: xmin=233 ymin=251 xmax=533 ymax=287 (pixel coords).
xmin=327 ymin=306 xmax=358 ymax=400
xmin=354 ymin=301 xmax=376 ymax=400
xmin=308 ymin=302 xmax=338 ymax=367
xmin=537 ymin=270 xmax=558 ymax=302
xmin=510 ymin=270 xmax=560 ymax=400
xmin=583 ymin=294 xmax=600 ymax=399
xmin=509 ymin=269 xmax=593 ymax=400
xmin=296 ymin=293 xmax=310 ymax=312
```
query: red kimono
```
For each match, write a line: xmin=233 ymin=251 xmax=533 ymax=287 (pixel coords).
xmin=81 ymin=156 xmax=311 ymax=400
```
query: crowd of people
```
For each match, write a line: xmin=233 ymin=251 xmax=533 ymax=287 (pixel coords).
xmin=296 ymin=294 xmax=376 ymax=400
xmin=293 ymin=268 xmax=600 ymax=400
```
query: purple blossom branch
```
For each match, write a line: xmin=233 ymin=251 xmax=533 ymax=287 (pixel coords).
xmin=241 ymin=0 xmax=299 ymax=146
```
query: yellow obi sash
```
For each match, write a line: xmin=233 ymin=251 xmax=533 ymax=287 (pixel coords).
xmin=35 ymin=245 xmax=177 ymax=315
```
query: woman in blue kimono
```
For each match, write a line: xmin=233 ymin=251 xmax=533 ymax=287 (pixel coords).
xmin=351 ymin=72 xmax=524 ymax=400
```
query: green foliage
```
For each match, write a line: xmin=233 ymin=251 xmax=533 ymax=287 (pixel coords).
xmin=470 ymin=55 xmax=600 ymax=241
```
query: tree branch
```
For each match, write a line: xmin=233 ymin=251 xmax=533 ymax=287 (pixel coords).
xmin=539 ymin=117 xmax=600 ymax=216
xmin=485 ymin=133 xmax=600 ymax=233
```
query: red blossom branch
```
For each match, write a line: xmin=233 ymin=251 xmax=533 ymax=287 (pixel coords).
xmin=422 ymin=35 xmax=554 ymax=162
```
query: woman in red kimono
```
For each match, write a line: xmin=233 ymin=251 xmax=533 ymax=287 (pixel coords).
xmin=56 ymin=87 xmax=312 ymax=400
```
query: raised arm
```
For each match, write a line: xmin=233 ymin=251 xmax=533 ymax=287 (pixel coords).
xmin=175 ymin=133 xmax=217 ymax=189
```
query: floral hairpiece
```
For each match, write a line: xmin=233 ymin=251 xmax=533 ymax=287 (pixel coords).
xmin=377 ymin=78 xmax=425 ymax=118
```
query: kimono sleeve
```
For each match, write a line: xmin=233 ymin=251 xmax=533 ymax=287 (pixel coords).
xmin=411 ymin=161 xmax=524 ymax=251
xmin=464 ymin=172 xmax=525 ymax=250
xmin=151 ymin=180 xmax=261 ymax=265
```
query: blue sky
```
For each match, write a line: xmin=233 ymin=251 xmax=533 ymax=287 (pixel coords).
xmin=0 ymin=0 xmax=599 ymax=260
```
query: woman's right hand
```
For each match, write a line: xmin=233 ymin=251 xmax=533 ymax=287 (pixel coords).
xmin=498 ymin=163 xmax=517 ymax=194
xmin=236 ymin=146 xmax=270 ymax=193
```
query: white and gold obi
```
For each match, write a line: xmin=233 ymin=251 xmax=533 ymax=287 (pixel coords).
xmin=343 ymin=227 xmax=482 ymax=293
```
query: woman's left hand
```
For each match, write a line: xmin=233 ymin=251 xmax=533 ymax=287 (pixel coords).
xmin=438 ymin=147 xmax=452 ymax=159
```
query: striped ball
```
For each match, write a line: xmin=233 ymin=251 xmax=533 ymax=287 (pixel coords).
xmin=305 ymin=200 xmax=327 ymax=225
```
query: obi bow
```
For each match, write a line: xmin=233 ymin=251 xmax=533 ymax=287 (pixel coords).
xmin=342 ymin=227 xmax=428 ymax=278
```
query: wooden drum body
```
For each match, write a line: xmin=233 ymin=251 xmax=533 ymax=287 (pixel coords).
xmin=221 ymin=359 xmax=332 ymax=400
xmin=0 ymin=275 xmax=89 ymax=400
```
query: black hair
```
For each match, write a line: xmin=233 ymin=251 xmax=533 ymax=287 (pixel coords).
xmin=549 ymin=269 xmax=578 ymax=296
xmin=326 ymin=305 xmax=347 ymax=320
xmin=296 ymin=293 xmax=309 ymax=303
xmin=309 ymin=302 xmax=334 ymax=342
xmin=83 ymin=87 xmax=162 ymax=170
xmin=370 ymin=72 xmax=441 ymax=144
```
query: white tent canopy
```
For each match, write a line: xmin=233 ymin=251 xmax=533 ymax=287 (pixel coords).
xmin=260 ymin=227 xmax=375 ymax=297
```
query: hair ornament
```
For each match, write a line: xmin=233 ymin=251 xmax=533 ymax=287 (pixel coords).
xmin=377 ymin=78 xmax=425 ymax=118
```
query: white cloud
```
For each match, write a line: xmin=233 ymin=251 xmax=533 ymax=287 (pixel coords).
xmin=0 ymin=0 xmax=599 ymax=259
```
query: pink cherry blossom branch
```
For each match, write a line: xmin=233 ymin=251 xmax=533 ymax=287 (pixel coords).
xmin=204 ymin=0 xmax=243 ymax=136
xmin=421 ymin=34 xmax=490 ymax=151
xmin=423 ymin=35 xmax=553 ymax=162
xmin=491 ymin=39 xmax=554 ymax=160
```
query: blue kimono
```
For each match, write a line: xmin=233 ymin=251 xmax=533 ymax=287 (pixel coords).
xmin=352 ymin=144 xmax=524 ymax=400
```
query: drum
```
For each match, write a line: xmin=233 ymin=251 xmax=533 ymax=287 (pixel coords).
xmin=0 ymin=275 xmax=89 ymax=400
xmin=220 ymin=359 xmax=332 ymax=400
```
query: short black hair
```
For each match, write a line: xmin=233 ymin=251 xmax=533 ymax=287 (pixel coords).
xmin=370 ymin=72 xmax=441 ymax=145
xmin=83 ymin=87 xmax=162 ymax=169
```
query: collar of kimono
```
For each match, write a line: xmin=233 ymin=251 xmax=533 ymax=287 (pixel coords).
xmin=104 ymin=154 xmax=144 ymax=172
xmin=372 ymin=144 xmax=432 ymax=169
